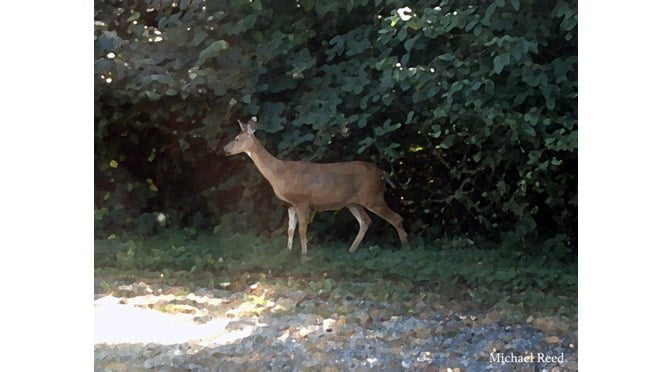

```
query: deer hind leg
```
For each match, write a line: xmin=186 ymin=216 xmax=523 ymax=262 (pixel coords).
xmin=287 ymin=207 xmax=297 ymax=250
xmin=347 ymin=205 xmax=371 ymax=253
xmin=295 ymin=204 xmax=311 ymax=256
xmin=364 ymin=198 xmax=409 ymax=249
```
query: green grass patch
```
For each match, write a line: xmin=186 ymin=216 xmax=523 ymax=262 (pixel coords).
xmin=95 ymin=228 xmax=576 ymax=318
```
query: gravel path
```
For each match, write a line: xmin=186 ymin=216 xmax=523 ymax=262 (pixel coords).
xmin=94 ymin=278 xmax=577 ymax=371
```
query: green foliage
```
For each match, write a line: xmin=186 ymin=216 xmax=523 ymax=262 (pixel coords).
xmin=95 ymin=0 xmax=577 ymax=248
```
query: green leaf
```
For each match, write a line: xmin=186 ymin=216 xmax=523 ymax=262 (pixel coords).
xmin=241 ymin=14 xmax=257 ymax=30
xmin=484 ymin=3 xmax=498 ymax=24
xmin=403 ymin=35 xmax=419 ymax=52
xmin=250 ymin=0 xmax=263 ymax=11
xmin=127 ymin=11 xmax=140 ymax=22
xmin=523 ymin=124 xmax=536 ymax=137
xmin=390 ymin=17 xmax=399 ymax=28
xmin=357 ymin=136 xmax=375 ymax=154
xmin=438 ymin=53 xmax=454 ymax=62
xmin=192 ymin=31 xmax=208 ymax=46
xmin=524 ymin=112 xmax=539 ymax=126
xmin=195 ymin=40 xmax=230 ymax=66
xmin=512 ymin=0 xmax=520 ymax=11
xmin=405 ymin=111 xmax=415 ymax=124
xmin=493 ymin=53 xmax=510 ymax=74
xmin=374 ymin=120 xmax=401 ymax=136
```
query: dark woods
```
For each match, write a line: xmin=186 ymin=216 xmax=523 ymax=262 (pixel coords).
xmin=94 ymin=0 xmax=577 ymax=254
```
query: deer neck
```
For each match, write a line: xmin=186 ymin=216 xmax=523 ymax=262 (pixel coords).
xmin=246 ymin=138 xmax=284 ymax=185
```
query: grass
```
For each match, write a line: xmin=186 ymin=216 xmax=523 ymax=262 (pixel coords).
xmin=95 ymin=228 xmax=577 ymax=320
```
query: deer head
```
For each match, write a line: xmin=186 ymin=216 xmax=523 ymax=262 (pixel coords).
xmin=223 ymin=116 xmax=258 ymax=156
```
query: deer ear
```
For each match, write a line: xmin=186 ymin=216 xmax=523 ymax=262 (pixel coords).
xmin=247 ymin=117 xmax=257 ymax=134
xmin=237 ymin=119 xmax=246 ymax=132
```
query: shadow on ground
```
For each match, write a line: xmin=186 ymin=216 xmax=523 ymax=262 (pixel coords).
xmin=94 ymin=274 xmax=577 ymax=371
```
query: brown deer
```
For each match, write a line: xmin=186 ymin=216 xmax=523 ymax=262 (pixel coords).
xmin=223 ymin=116 xmax=408 ymax=255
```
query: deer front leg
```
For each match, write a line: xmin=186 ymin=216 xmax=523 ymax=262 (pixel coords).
xmin=347 ymin=205 xmax=371 ymax=253
xmin=287 ymin=207 xmax=297 ymax=250
xmin=295 ymin=204 xmax=311 ymax=256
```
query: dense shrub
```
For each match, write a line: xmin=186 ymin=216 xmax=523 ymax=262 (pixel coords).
xmin=95 ymin=0 xmax=577 ymax=250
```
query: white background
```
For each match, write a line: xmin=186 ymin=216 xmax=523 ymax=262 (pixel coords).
xmin=1 ymin=1 xmax=671 ymax=370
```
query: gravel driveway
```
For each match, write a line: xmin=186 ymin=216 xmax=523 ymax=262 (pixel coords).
xmin=95 ymin=277 xmax=577 ymax=371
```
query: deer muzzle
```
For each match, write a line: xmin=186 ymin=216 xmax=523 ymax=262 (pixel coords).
xmin=223 ymin=143 xmax=235 ymax=156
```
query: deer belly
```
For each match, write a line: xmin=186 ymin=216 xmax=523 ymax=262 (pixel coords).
xmin=274 ymin=184 xmax=355 ymax=210
xmin=313 ymin=203 xmax=348 ymax=211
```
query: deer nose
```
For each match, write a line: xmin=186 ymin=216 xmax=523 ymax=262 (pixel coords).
xmin=223 ymin=147 xmax=237 ymax=156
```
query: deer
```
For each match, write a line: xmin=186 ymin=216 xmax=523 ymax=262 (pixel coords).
xmin=223 ymin=116 xmax=408 ymax=256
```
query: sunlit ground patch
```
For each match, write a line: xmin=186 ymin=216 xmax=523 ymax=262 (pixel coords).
xmin=95 ymin=294 xmax=267 ymax=346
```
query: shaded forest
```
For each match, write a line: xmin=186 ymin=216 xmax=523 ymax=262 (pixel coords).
xmin=94 ymin=0 xmax=577 ymax=254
